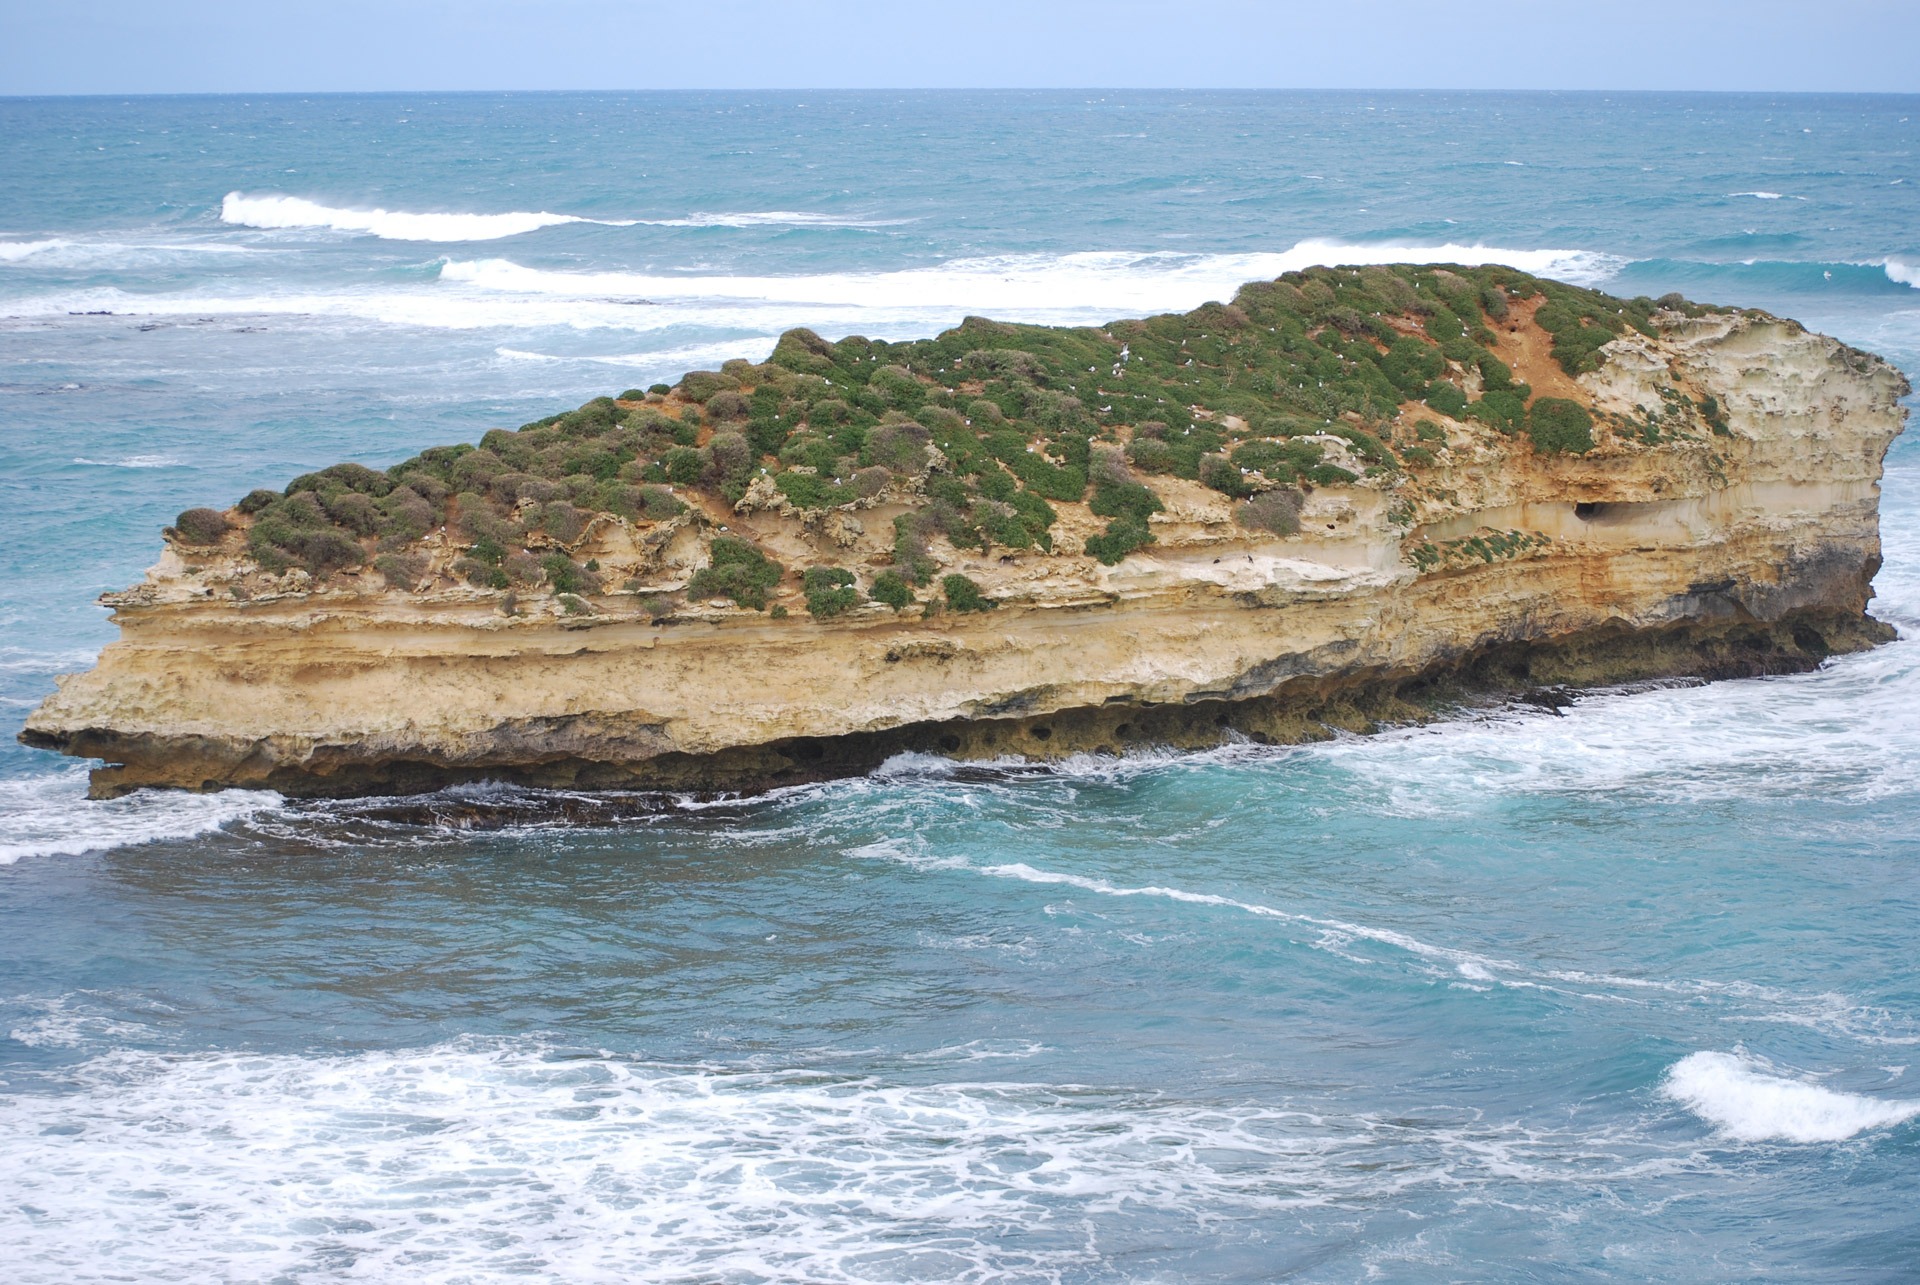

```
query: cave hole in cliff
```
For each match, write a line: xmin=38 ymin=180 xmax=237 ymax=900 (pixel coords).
xmin=1573 ymin=501 xmax=1651 ymax=524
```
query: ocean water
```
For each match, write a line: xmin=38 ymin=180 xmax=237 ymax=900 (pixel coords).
xmin=1 ymin=91 xmax=1918 ymax=1281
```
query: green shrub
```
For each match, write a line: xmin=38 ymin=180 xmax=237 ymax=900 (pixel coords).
xmin=455 ymin=556 xmax=509 ymax=589
xmin=173 ymin=507 xmax=230 ymax=545
xmin=941 ymin=573 xmax=992 ymax=612
xmin=1084 ymin=516 xmax=1154 ymax=564
xmin=892 ymin=513 xmax=937 ymax=584
xmin=677 ymin=370 xmax=738 ymax=402
xmin=869 ymin=365 xmax=926 ymax=410
xmin=864 ymin=420 xmax=931 ymax=471
xmin=688 ymin=536 xmax=783 ymax=610
xmin=1415 ymin=419 xmax=1446 ymax=443
xmin=776 ymin=470 xmax=856 ymax=510
xmin=648 ymin=383 xmax=671 ymax=396
xmin=541 ymin=553 xmax=599 ymax=594
xmin=662 ymin=447 xmax=704 ymax=486
xmin=1238 ymin=488 xmax=1303 ymax=535
xmin=1197 ymin=453 xmax=1255 ymax=498
xmin=1424 ymin=381 xmax=1469 ymax=418
xmin=373 ymin=551 xmax=426 ymax=589
xmin=702 ymin=431 xmax=754 ymax=497
xmin=1304 ymin=463 xmax=1358 ymax=486
xmin=1698 ymin=394 xmax=1730 ymax=435
xmin=1528 ymin=398 xmax=1596 ymax=454
xmin=1468 ymin=389 xmax=1528 ymax=434
xmin=870 ymin=569 xmax=914 ymax=611
xmin=237 ymin=489 xmax=280 ymax=515
xmin=803 ymin=566 xmax=861 ymax=618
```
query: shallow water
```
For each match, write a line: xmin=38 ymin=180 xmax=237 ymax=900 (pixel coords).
xmin=2 ymin=91 xmax=1918 ymax=1281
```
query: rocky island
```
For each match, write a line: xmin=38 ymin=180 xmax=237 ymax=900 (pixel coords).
xmin=22 ymin=264 xmax=1908 ymax=798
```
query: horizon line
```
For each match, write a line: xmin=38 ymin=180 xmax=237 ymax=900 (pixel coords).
xmin=5 ymin=86 xmax=1919 ymax=102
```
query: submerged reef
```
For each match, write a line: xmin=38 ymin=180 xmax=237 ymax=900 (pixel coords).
xmin=22 ymin=265 xmax=1908 ymax=797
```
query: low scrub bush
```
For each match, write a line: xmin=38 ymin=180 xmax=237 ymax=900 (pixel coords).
xmin=373 ymin=551 xmax=426 ymax=588
xmin=1198 ymin=453 xmax=1255 ymax=498
xmin=541 ymin=553 xmax=600 ymax=595
xmin=688 ymin=536 xmax=783 ymax=610
xmin=803 ymin=566 xmax=861 ymax=618
xmin=173 ymin=507 xmax=230 ymax=545
xmin=1528 ymin=398 xmax=1596 ymax=454
xmin=870 ymin=569 xmax=914 ymax=611
xmin=941 ymin=573 xmax=992 ymax=612
xmin=1238 ymin=488 xmax=1303 ymax=535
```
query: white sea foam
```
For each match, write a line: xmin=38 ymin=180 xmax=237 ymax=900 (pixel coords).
xmin=0 ymin=238 xmax=69 ymax=262
xmin=637 ymin=210 xmax=913 ymax=229
xmin=1884 ymin=257 xmax=1920 ymax=289
xmin=1309 ymin=622 xmax=1920 ymax=810
xmin=7 ymin=995 xmax=159 ymax=1050
xmin=0 ymin=767 xmax=279 ymax=865
xmin=440 ymin=240 xmax=1624 ymax=309
xmin=496 ymin=337 xmax=777 ymax=374
xmin=0 ymin=1038 xmax=1675 ymax=1283
xmin=0 ymin=646 xmax=100 ymax=675
xmin=1662 ymin=1051 xmax=1920 ymax=1142
xmin=8 ymin=239 xmax=1625 ymax=337
xmin=71 ymin=454 xmax=184 ymax=469
xmin=1729 ymin=191 xmax=1787 ymax=200
xmin=220 ymin=192 xmax=633 ymax=242
xmin=0 ymin=237 xmax=260 ymax=268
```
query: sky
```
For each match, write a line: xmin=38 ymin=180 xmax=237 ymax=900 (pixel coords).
xmin=1 ymin=0 xmax=1916 ymax=96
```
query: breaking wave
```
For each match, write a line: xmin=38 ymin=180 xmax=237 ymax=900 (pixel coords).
xmin=1663 ymin=1051 xmax=1920 ymax=1143
xmin=219 ymin=192 xmax=634 ymax=242
xmin=0 ymin=767 xmax=280 ymax=865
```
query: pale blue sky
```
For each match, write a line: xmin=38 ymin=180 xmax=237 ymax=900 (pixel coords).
xmin=2 ymin=0 xmax=1915 ymax=95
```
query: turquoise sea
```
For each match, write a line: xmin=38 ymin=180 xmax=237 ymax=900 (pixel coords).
xmin=1 ymin=92 xmax=1918 ymax=1281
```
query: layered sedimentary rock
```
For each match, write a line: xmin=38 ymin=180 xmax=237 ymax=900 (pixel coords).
xmin=22 ymin=267 xmax=1908 ymax=797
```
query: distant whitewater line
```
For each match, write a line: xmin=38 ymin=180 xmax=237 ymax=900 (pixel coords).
xmin=15 ymin=241 xmax=1920 ymax=341
xmin=441 ymin=240 xmax=1627 ymax=303
xmin=218 ymin=193 xmax=907 ymax=242
xmin=220 ymin=193 xmax=629 ymax=242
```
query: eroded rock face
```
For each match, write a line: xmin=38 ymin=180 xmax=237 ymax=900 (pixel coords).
xmin=22 ymin=302 xmax=1909 ymax=798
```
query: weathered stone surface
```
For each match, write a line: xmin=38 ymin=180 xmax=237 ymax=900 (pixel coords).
xmin=21 ymin=307 xmax=1909 ymax=797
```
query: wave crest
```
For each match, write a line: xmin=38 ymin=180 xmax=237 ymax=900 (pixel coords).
xmin=0 ymin=767 xmax=280 ymax=864
xmin=1662 ymin=1051 xmax=1920 ymax=1142
xmin=220 ymin=192 xmax=630 ymax=242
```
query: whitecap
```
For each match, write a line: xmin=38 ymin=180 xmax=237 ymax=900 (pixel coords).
xmin=1883 ymin=257 xmax=1920 ymax=289
xmin=0 ymin=237 xmax=261 ymax=269
xmin=1729 ymin=191 xmax=1786 ymax=200
xmin=71 ymin=454 xmax=184 ymax=469
xmin=220 ymin=191 xmax=635 ymax=242
xmin=1662 ymin=1051 xmax=1920 ymax=1142
xmin=0 ymin=238 xmax=69 ymax=262
xmin=0 ymin=767 xmax=281 ymax=865
xmin=636 ymin=210 xmax=914 ymax=229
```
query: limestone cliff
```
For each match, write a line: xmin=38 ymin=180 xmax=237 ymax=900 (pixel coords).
xmin=21 ymin=266 xmax=1909 ymax=797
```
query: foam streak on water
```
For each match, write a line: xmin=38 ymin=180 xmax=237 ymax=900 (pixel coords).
xmin=0 ymin=1038 xmax=1704 ymax=1284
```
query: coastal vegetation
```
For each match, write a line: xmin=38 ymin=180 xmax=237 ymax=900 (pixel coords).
xmin=177 ymin=265 xmax=1734 ymax=615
